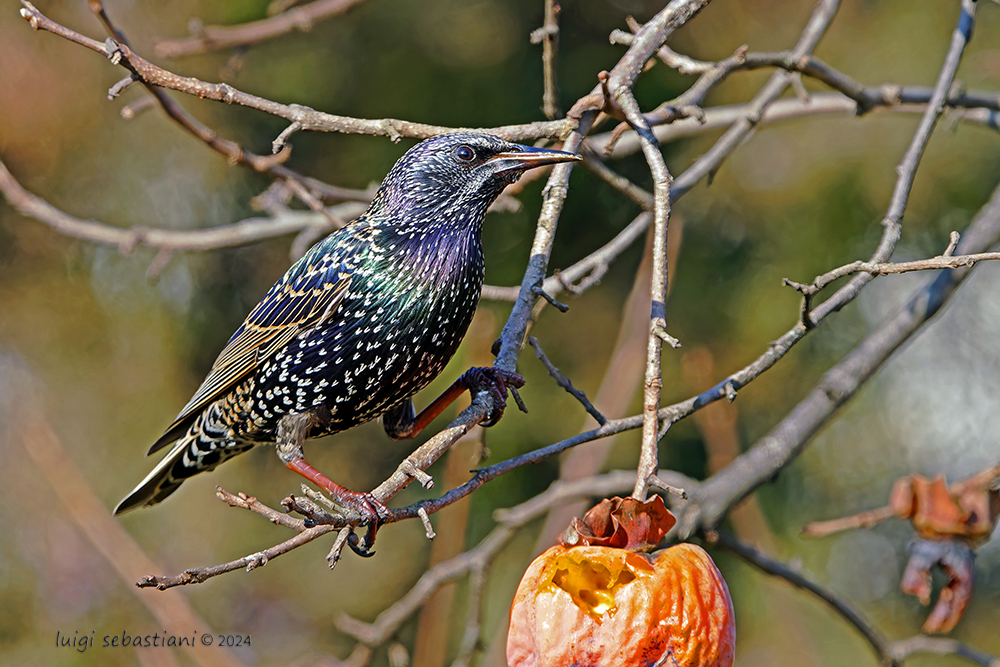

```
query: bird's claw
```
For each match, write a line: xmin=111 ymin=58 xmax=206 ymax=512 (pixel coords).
xmin=461 ymin=367 xmax=526 ymax=427
xmin=348 ymin=529 xmax=377 ymax=557
xmin=330 ymin=489 xmax=389 ymax=554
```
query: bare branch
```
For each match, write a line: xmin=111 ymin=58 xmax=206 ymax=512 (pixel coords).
xmin=891 ymin=635 xmax=1000 ymax=667
xmin=0 ymin=157 xmax=367 ymax=253
xmin=594 ymin=92 xmax=1000 ymax=158
xmin=335 ymin=471 xmax=638 ymax=649
xmin=602 ymin=0 xmax=716 ymax=500
xmin=531 ymin=0 xmax=561 ymax=120
xmin=492 ymin=112 xmax=595 ymax=371
xmin=19 ymin=2 xmax=573 ymax=143
xmin=610 ymin=20 xmax=714 ymax=74
xmin=528 ymin=337 xmax=607 ymax=425
xmin=715 ymin=532 xmax=900 ymax=667
xmin=670 ymin=0 xmax=842 ymax=200
xmin=217 ymin=487 xmax=308 ymax=530
xmin=785 ymin=250 xmax=1000 ymax=299
xmin=676 ymin=176 xmax=1000 ymax=537
xmin=137 ymin=524 xmax=340 ymax=589
xmin=155 ymin=0 xmax=367 ymax=58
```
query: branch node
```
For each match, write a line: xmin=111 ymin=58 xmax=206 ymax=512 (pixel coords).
xmin=652 ymin=323 xmax=682 ymax=348
xmin=381 ymin=120 xmax=403 ymax=142
xmin=107 ymin=74 xmax=137 ymax=100
xmin=244 ymin=551 xmax=269 ymax=572
xmin=724 ymin=381 xmax=737 ymax=403
xmin=327 ymin=527 xmax=352 ymax=569
xmin=219 ymin=83 xmax=238 ymax=104
xmin=648 ymin=474 xmax=687 ymax=499
xmin=401 ymin=459 xmax=434 ymax=489
xmin=944 ymin=231 xmax=961 ymax=257
xmin=531 ymin=282 xmax=569 ymax=312
xmin=417 ymin=506 xmax=436 ymax=540
xmin=20 ymin=5 xmax=40 ymax=30
xmin=782 ymin=277 xmax=813 ymax=294
xmin=272 ymin=121 xmax=302 ymax=154
xmin=103 ymin=37 xmax=122 ymax=65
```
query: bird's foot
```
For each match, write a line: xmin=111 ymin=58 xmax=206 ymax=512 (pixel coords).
xmin=320 ymin=488 xmax=389 ymax=556
xmin=328 ymin=487 xmax=390 ymax=524
xmin=283 ymin=457 xmax=389 ymax=553
xmin=329 ymin=489 xmax=389 ymax=555
xmin=460 ymin=367 xmax=526 ymax=427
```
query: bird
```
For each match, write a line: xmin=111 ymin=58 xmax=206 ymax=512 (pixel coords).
xmin=114 ymin=132 xmax=581 ymax=544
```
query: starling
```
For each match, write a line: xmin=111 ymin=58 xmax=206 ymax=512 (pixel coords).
xmin=114 ymin=133 xmax=580 ymax=536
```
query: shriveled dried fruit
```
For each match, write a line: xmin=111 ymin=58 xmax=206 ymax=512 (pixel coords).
xmin=803 ymin=466 xmax=1000 ymax=546
xmin=900 ymin=540 xmax=976 ymax=634
xmin=802 ymin=464 xmax=1000 ymax=634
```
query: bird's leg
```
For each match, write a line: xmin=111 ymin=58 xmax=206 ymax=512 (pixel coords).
xmin=276 ymin=412 xmax=388 ymax=552
xmin=385 ymin=367 xmax=525 ymax=440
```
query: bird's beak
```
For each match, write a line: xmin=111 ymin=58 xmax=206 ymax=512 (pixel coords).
xmin=487 ymin=144 xmax=582 ymax=174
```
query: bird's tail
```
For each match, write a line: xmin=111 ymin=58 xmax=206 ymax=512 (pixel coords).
xmin=114 ymin=415 xmax=253 ymax=515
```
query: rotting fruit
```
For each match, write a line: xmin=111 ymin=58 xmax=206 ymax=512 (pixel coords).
xmin=507 ymin=496 xmax=735 ymax=667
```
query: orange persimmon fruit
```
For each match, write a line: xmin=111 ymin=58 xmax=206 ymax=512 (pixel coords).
xmin=507 ymin=496 xmax=735 ymax=667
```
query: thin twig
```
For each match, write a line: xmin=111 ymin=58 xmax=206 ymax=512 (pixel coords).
xmin=531 ymin=0 xmax=561 ymax=120
xmin=610 ymin=21 xmax=713 ymax=74
xmin=890 ymin=635 xmax=1000 ymax=667
xmin=714 ymin=531 xmax=900 ymax=667
xmin=19 ymin=2 xmax=573 ymax=143
xmin=528 ymin=337 xmax=607 ymax=425
xmin=155 ymin=0 xmax=367 ymax=58
xmin=603 ymin=0 xmax=713 ymax=499
xmin=594 ymin=91 xmax=1000 ymax=158
xmin=0 ymin=158 xmax=367 ymax=252
xmin=784 ymin=249 xmax=1000 ymax=299
xmin=674 ymin=177 xmax=1000 ymax=538
xmin=670 ymin=0 xmax=842 ymax=201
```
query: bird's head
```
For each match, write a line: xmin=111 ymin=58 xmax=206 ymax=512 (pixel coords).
xmin=369 ymin=133 xmax=581 ymax=225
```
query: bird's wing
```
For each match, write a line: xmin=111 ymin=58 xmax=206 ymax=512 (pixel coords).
xmin=147 ymin=233 xmax=365 ymax=454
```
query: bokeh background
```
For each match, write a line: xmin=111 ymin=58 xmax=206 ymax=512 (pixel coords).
xmin=1 ymin=0 xmax=999 ymax=665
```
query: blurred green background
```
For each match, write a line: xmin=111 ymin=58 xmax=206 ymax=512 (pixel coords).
xmin=1 ymin=0 xmax=999 ymax=665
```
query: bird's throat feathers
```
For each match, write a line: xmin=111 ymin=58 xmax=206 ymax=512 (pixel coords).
xmin=377 ymin=216 xmax=485 ymax=289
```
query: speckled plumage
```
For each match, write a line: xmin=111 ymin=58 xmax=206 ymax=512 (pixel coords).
xmin=115 ymin=133 xmax=579 ymax=515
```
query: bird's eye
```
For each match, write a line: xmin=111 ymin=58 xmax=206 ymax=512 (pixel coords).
xmin=454 ymin=145 xmax=475 ymax=162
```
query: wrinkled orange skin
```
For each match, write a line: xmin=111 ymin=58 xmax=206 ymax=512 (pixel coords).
xmin=507 ymin=543 xmax=735 ymax=667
